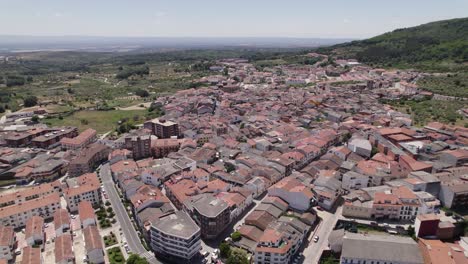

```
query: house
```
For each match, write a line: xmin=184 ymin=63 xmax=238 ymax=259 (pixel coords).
xmin=341 ymin=171 xmax=369 ymax=191
xmin=312 ymin=175 xmax=342 ymax=210
xmin=268 ymin=177 xmax=314 ymax=212
xmin=347 ymin=138 xmax=372 ymax=158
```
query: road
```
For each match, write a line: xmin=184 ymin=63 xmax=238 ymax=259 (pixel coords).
xmin=100 ymin=163 xmax=161 ymax=264
xmin=302 ymin=206 xmax=342 ymax=264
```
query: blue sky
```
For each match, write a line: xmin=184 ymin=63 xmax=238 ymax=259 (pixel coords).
xmin=1 ymin=0 xmax=467 ymax=38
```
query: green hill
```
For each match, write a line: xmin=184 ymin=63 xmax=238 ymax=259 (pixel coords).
xmin=319 ymin=17 xmax=468 ymax=71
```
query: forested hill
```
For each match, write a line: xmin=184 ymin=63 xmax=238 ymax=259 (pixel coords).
xmin=318 ymin=17 xmax=468 ymax=71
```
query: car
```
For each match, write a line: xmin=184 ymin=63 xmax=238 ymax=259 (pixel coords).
xmin=201 ymin=251 xmax=209 ymax=257
xmin=71 ymin=214 xmax=77 ymax=219
xmin=313 ymin=235 xmax=319 ymax=242
xmin=316 ymin=206 xmax=323 ymax=211
xmin=44 ymin=224 xmax=49 ymax=228
xmin=15 ymin=250 xmax=21 ymax=255
xmin=213 ymin=249 xmax=219 ymax=255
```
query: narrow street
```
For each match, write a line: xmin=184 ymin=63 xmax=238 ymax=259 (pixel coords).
xmin=100 ymin=163 xmax=161 ymax=264
xmin=302 ymin=206 xmax=343 ymax=264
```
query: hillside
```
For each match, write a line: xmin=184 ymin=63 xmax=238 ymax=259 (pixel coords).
xmin=319 ymin=17 xmax=468 ymax=71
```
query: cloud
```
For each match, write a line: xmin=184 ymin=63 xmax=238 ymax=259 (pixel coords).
xmin=343 ymin=18 xmax=351 ymax=24
xmin=155 ymin=11 xmax=166 ymax=18
xmin=54 ymin=12 xmax=64 ymax=17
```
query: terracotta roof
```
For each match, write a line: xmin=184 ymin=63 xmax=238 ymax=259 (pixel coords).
xmin=55 ymin=234 xmax=74 ymax=263
xmin=83 ymin=225 xmax=103 ymax=251
xmin=21 ymin=246 xmax=41 ymax=264
xmin=0 ymin=193 xmax=60 ymax=219
xmin=64 ymin=173 xmax=100 ymax=197
xmin=25 ymin=216 xmax=44 ymax=239
xmin=0 ymin=225 xmax=14 ymax=247
xmin=53 ymin=209 xmax=70 ymax=228
xmin=78 ymin=201 xmax=95 ymax=221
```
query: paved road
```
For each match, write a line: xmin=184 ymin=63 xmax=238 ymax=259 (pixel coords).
xmin=100 ymin=163 xmax=161 ymax=264
xmin=302 ymin=206 xmax=342 ymax=264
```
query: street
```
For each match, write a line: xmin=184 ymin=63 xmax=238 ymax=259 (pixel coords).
xmin=302 ymin=206 xmax=343 ymax=264
xmin=100 ymin=163 xmax=161 ymax=264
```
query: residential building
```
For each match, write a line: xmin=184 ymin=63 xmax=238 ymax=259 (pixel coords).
xmin=187 ymin=194 xmax=230 ymax=239
xmin=60 ymin=128 xmax=97 ymax=150
xmin=55 ymin=234 xmax=74 ymax=264
xmin=0 ymin=193 xmax=60 ymax=228
xmin=268 ymin=177 xmax=314 ymax=211
xmin=63 ymin=173 xmax=101 ymax=212
xmin=21 ymin=246 xmax=42 ymax=264
xmin=68 ymin=143 xmax=110 ymax=177
xmin=53 ymin=209 xmax=70 ymax=236
xmin=125 ymin=135 xmax=152 ymax=160
xmin=144 ymin=118 xmax=179 ymax=139
xmin=0 ymin=225 xmax=15 ymax=261
xmin=79 ymin=201 xmax=96 ymax=229
xmin=31 ymin=127 xmax=78 ymax=149
xmin=151 ymin=138 xmax=182 ymax=158
xmin=83 ymin=225 xmax=104 ymax=264
xmin=341 ymin=171 xmax=369 ymax=191
xmin=150 ymin=211 xmax=201 ymax=261
xmin=25 ymin=216 xmax=44 ymax=246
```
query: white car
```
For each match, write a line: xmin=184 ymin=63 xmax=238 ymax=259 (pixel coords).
xmin=313 ymin=236 xmax=319 ymax=242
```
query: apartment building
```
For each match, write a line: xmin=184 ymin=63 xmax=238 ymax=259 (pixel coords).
xmin=151 ymin=138 xmax=182 ymax=158
xmin=55 ymin=234 xmax=74 ymax=264
xmin=0 ymin=181 xmax=61 ymax=208
xmin=79 ymin=201 xmax=96 ymax=229
xmin=54 ymin=209 xmax=71 ymax=236
xmin=144 ymin=118 xmax=179 ymax=139
xmin=188 ymin=194 xmax=230 ymax=239
xmin=0 ymin=225 xmax=15 ymax=261
xmin=68 ymin=143 xmax=110 ymax=177
xmin=0 ymin=193 xmax=60 ymax=228
xmin=25 ymin=216 xmax=44 ymax=246
xmin=150 ymin=211 xmax=201 ymax=261
xmin=83 ymin=225 xmax=104 ymax=264
xmin=21 ymin=246 xmax=42 ymax=264
xmin=255 ymin=229 xmax=294 ymax=264
xmin=60 ymin=128 xmax=97 ymax=150
xmin=125 ymin=135 xmax=152 ymax=160
xmin=63 ymin=173 xmax=101 ymax=212
xmin=31 ymin=127 xmax=78 ymax=149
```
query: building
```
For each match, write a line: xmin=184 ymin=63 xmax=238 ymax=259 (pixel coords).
xmin=21 ymin=246 xmax=42 ymax=264
xmin=144 ymin=118 xmax=179 ymax=139
xmin=418 ymin=238 xmax=467 ymax=264
xmin=60 ymin=128 xmax=97 ymax=150
xmin=150 ymin=211 xmax=201 ymax=261
xmin=255 ymin=229 xmax=294 ymax=264
xmin=31 ymin=127 xmax=78 ymax=149
xmin=68 ymin=143 xmax=110 ymax=177
xmin=63 ymin=173 xmax=101 ymax=212
xmin=0 ymin=193 xmax=60 ymax=228
xmin=83 ymin=225 xmax=104 ymax=264
xmin=79 ymin=201 xmax=96 ymax=229
xmin=268 ymin=177 xmax=314 ymax=212
xmin=151 ymin=138 xmax=182 ymax=158
xmin=415 ymin=214 xmax=440 ymax=238
xmin=54 ymin=209 xmax=71 ymax=236
xmin=340 ymin=233 xmax=424 ymax=264
xmin=125 ymin=135 xmax=152 ymax=160
xmin=0 ymin=225 xmax=15 ymax=261
xmin=341 ymin=171 xmax=369 ymax=191
xmin=439 ymin=181 xmax=468 ymax=209
xmin=0 ymin=181 xmax=61 ymax=209
xmin=55 ymin=234 xmax=74 ymax=264
xmin=188 ymin=194 xmax=230 ymax=239
xmin=25 ymin=216 xmax=44 ymax=246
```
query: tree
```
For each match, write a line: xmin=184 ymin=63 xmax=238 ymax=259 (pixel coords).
xmin=226 ymin=248 xmax=249 ymax=264
xmin=23 ymin=96 xmax=38 ymax=107
xmin=126 ymin=254 xmax=149 ymax=264
xmin=31 ymin=115 xmax=39 ymax=122
xmin=0 ymin=105 xmax=4 ymax=113
xmin=135 ymin=89 xmax=149 ymax=98
xmin=219 ymin=242 xmax=231 ymax=259
xmin=230 ymin=231 xmax=241 ymax=241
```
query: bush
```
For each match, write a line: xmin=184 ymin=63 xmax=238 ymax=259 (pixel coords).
xmin=231 ymin=231 xmax=242 ymax=241
xmin=219 ymin=242 xmax=231 ymax=259
xmin=23 ymin=96 xmax=38 ymax=107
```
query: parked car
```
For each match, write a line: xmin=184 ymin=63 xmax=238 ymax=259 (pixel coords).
xmin=313 ymin=236 xmax=319 ymax=242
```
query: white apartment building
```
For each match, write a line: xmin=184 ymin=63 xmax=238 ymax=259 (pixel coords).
xmin=63 ymin=173 xmax=101 ymax=212
xmin=150 ymin=211 xmax=201 ymax=261
xmin=341 ymin=171 xmax=369 ymax=191
xmin=0 ymin=193 xmax=61 ymax=228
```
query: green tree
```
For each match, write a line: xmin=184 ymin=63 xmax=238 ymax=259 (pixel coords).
xmin=226 ymin=248 xmax=249 ymax=264
xmin=31 ymin=115 xmax=39 ymax=122
xmin=219 ymin=242 xmax=231 ymax=259
xmin=126 ymin=254 xmax=149 ymax=264
xmin=135 ymin=89 xmax=150 ymax=97
xmin=0 ymin=105 xmax=4 ymax=113
xmin=230 ymin=231 xmax=242 ymax=241
xmin=23 ymin=96 xmax=38 ymax=107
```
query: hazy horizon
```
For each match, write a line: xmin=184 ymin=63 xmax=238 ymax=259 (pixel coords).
xmin=1 ymin=0 xmax=467 ymax=39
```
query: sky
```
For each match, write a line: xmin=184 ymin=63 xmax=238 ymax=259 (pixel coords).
xmin=1 ymin=0 xmax=467 ymax=39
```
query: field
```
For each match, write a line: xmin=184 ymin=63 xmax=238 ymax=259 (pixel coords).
xmin=417 ymin=73 xmax=468 ymax=97
xmin=42 ymin=109 xmax=149 ymax=133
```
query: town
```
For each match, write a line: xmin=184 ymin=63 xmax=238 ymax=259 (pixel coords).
xmin=0 ymin=50 xmax=467 ymax=264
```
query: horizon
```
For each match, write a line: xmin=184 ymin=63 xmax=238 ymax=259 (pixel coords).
xmin=1 ymin=0 xmax=467 ymax=39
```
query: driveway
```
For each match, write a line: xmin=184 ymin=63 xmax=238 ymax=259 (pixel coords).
xmin=100 ymin=163 xmax=161 ymax=264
